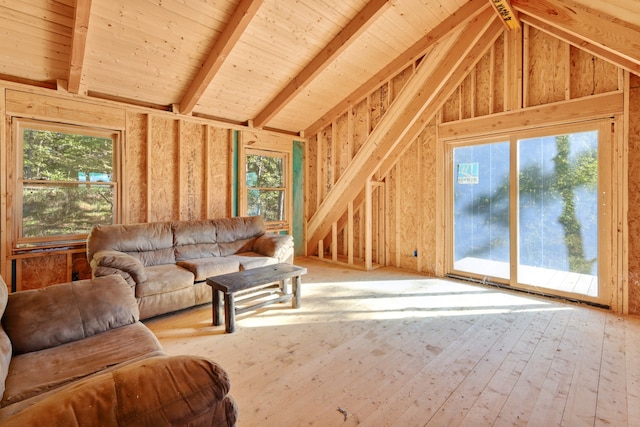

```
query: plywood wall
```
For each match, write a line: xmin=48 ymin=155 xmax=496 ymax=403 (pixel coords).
xmin=418 ymin=123 xmax=437 ymax=274
xmin=18 ymin=254 xmax=68 ymax=291
xmin=125 ymin=112 xmax=149 ymax=223
xmin=384 ymin=121 xmax=437 ymax=274
xmin=627 ymin=73 xmax=640 ymax=314
xmin=526 ymin=27 xmax=567 ymax=106
xmin=208 ymin=126 xmax=233 ymax=219
xmin=124 ymin=114 xmax=234 ymax=225
xmin=149 ymin=116 xmax=180 ymax=222
xmin=394 ymin=139 xmax=420 ymax=271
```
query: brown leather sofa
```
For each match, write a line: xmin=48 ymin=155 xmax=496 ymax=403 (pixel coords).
xmin=0 ymin=274 xmax=237 ymax=426
xmin=87 ymin=215 xmax=294 ymax=320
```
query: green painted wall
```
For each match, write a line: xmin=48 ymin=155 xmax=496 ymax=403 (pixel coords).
xmin=232 ymin=130 xmax=239 ymax=217
xmin=293 ymin=140 xmax=305 ymax=257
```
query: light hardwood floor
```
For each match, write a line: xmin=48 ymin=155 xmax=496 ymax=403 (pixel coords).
xmin=145 ymin=257 xmax=640 ymax=426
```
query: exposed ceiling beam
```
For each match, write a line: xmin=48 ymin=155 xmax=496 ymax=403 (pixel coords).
xmin=252 ymin=0 xmax=391 ymax=129
xmin=306 ymin=10 xmax=503 ymax=254
xmin=178 ymin=0 xmax=264 ymax=115
xmin=520 ymin=13 xmax=640 ymax=74
xmin=68 ymin=0 xmax=93 ymax=94
xmin=304 ymin=0 xmax=490 ymax=137
xmin=512 ymin=0 xmax=640 ymax=69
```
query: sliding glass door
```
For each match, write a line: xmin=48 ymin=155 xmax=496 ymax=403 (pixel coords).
xmin=517 ymin=131 xmax=599 ymax=297
xmin=453 ymin=141 xmax=510 ymax=280
xmin=450 ymin=123 xmax=610 ymax=304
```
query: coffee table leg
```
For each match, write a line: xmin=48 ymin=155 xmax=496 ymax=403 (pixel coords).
xmin=280 ymin=278 xmax=290 ymax=295
xmin=213 ymin=289 xmax=223 ymax=326
xmin=292 ymin=275 xmax=301 ymax=308
xmin=225 ymin=293 xmax=236 ymax=333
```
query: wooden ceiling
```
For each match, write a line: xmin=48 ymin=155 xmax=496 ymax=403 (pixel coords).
xmin=1 ymin=0 xmax=640 ymax=136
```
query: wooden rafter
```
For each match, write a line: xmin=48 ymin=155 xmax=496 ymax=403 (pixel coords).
xmin=489 ymin=0 xmax=521 ymax=30
xmin=306 ymin=9 xmax=502 ymax=254
xmin=252 ymin=0 xmax=391 ymax=130
xmin=304 ymin=0 xmax=490 ymax=137
xmin=178 ymin=0 xmax=264 ymax=115
xmin=68 ymin=0 xmax=93 ymax=94
xmin=512 ymin=0 xmax=640 ymax=70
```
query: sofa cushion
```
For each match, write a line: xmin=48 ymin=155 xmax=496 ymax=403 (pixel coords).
xmin=1 ymin=322 xmax=164 ymax=409
xmin=194 ymin=281 xmax=213 ymax=306
xmin=137 ymin=287 xmax=195 ymax=321
xmin=219 ymin=237 xmax=259 ymax=257
xmin=173 ymin=220 xmax=221 ymax=261
xmin=227 ymin=252 xmax=279 ymax=270
xmin=0 ymin=330 xmax=10 ymax=403
xmin=0 ymin=279 xmax=11 ymax=401
xmin=90 ymin=250 xmax=147 ymax=284
xmin=87 ymin=222 xmax=175 ymax=267
xmin=216 ymin=216 xmax=264 ymax=256
xmin=136 ymin=265 xmax=194 ymax=298
xmin=3 ymin=276 xmax=139 ymax=355
xmin=215 ymin=215 xmax=265 ymax=242
xmin=177 ymin=257 xmax=240 ymax=282
xmin=254 ymin=233 xmax=294 ymax=261
xmin=0 ymin=355 xmax=237 ymax=427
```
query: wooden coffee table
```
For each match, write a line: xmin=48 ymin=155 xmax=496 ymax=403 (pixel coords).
xmin=206 ymin=263 xmax=307 ymax=333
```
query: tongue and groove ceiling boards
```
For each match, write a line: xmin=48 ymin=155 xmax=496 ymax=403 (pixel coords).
xmin=0 ymin=0 xmax=639 ymax=136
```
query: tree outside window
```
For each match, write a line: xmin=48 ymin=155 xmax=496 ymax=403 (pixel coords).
xmin=16 ymin=119 xmax=118 ymax=248
xmin=245 ymin=151 xmax=287 ymax=226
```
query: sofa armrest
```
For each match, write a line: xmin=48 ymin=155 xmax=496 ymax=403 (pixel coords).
xmin=1 ymin=355 xmax=238 ymax=427
xmin=90 ymin=250 xmax=147 ymax=285
xmin=2 ymin=276 xmax=139 ymax=354
xmin=253 ymin=233 xmax=294 ymax=263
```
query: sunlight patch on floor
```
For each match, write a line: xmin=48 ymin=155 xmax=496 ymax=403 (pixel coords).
xmin=238 ymin=277 xmax=571 ymax=329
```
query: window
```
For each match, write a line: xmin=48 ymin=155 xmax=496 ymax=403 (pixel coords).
xmin=447 ymin=121 xmax=612 ymax=306
xmin=14 ymin=119 xmax=119 ymax=248
xmin=242 ymin=149 xmax=289 ymax=231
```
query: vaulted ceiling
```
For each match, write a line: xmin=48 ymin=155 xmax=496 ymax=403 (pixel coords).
xmin=1 ymin=0 xmax=640 ymax=136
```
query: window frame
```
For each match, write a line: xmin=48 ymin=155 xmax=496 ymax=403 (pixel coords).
xmin=444 ymin=120 xmax=614 ymax=307
xmin=239 ymin=147 xmax=291 ymax=233
xmin=12 ymin=118 xmax=121 ymax=250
